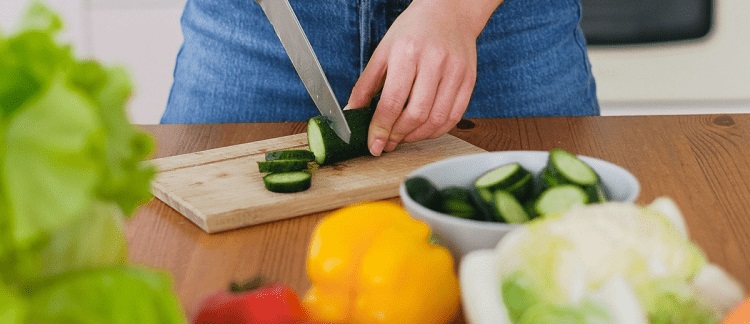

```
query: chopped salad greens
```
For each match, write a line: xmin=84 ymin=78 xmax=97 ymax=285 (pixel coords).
xmin=1 ymin=3 xmax=184 ymax=323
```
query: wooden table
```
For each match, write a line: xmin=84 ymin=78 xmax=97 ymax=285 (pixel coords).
xmin=128 ymin=114 xmax=750 ymax=319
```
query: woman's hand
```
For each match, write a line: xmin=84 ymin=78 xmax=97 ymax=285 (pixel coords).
xmin=347 ymin=0 xmax=503 ymax=156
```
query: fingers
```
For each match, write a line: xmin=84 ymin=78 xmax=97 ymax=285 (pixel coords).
xmin=348 ymin=2 xmax=481 ymax=156
xmin=362 ymin=48 xmax=475 ymax=155
xmin=367 ymin=45 xmax=418 ymax=156
xmin=348 ymin=47 xmax=388 ymax=110
xmin=382 ymin=54 xmax=442 ymax=152
xmin=400 ymin=57 xmax=471 ymax=144
xmin=425 ymin=68 xmax=476 ymax=140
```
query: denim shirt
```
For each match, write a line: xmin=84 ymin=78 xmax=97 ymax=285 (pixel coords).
xmin=162 ymin=0 xmax=599 ymax=123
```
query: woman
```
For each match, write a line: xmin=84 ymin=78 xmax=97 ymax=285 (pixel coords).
xmin=163 ymin=0 xmax=598 ymax=156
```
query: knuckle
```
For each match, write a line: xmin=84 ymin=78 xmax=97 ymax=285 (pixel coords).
xmin=395 ymin=38 xmax=421 ymax=60
xmin=378 ymin=95 xmax=405 ymax=115
xmin=387 ymin=126 xmax=408 ymax=143
xmin=403 ymin=130 xmax=428 ymax=143
xmin=448 ymin=110 xmax=465 ymax=125
xmin=428 ymin=110 xmax=450 ymax=128
xmin=403 ymin=108 xmax=430 ymax=126
xmin=389 ymin=133 xmax=405 ymax=143
xmin=429 ymin=46 xmax=449 ymax=63
xmin=429 ymin=130 xmax=446 ymax=139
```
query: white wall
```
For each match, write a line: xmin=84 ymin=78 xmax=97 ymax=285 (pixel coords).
xmin=88 ymin=5 xmax=184 ymax=123
xmin=3 ymin=0 xmax=749 ymax=123
xmin=1 ymin=0 xmax=88 ymax=52
xmin=1 ymin=0 xmax=185 ymax=124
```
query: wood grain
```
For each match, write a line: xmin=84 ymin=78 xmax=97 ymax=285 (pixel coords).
xmin=150 ymin=133 xmax=485 ymax=233
xmin=129 ymin=115 xmax=750 ymax=321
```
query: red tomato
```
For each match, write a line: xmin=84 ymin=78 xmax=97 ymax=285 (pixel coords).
xmin=192 ymin=284 xmax=309 ymax=324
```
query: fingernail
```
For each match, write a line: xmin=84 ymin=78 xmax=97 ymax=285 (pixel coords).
xmin=370 ymin=138 xmax=386 ymax=157
xmin=342 ymin=104 xmax=352 ymax=110
xmin=384 ymin=140 xmax=398 ymax=152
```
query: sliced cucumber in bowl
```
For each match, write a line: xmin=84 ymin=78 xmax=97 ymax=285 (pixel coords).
xmin=403 ymin=148 xmax=628 ymax=224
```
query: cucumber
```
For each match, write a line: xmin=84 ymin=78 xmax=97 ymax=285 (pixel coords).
xmin=532 ymin=184 xmax=588 ymax=216
xmin=262 ymin=171 xmax=312 ymax=193
xmin=474 ymin=163 xmax=531 ymax=192
xmin=543 ymin=148 xmax=599 ymax=187
xmin=585 ymin=183 xmax=608 ymax=203
xmin=265 ymin=149 xmax=315 ymax=162
xmin=493 ymin=190 xmax=530 ymax=224
xmin=404 ymin=176 xmax=441 ymax=211
xmin=542 ymin=148 xmax=608 ymax=203
xmin=474 ymin=163 xmax=534 ymax=203
xmin=401 ymin=149 xmax=609 ymax=223
xmin=257 ymin=159 xmax=310 ymax=173
xmin=307 ymin=107 xmax=374 ymax=165
xmin=439 ymin=186 xmax=476 ymax=219
xmin=504 ymin=172 xmax=534 ymax=202
xmin=477 ymin=187 xmax=493 ymax=203
xmin=469 ymin=187 xmax=499 ymax=222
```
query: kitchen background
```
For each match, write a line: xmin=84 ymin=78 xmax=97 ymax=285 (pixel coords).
xmin=2 ymin=0 xmax=749 ymax=124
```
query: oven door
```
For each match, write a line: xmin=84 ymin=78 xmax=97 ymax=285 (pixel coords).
xmin=581 ymin=0 xmax=712 ymax=45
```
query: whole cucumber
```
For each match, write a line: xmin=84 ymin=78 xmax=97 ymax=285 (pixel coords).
xmin=307 ymin=107 xmax=374 ymax=165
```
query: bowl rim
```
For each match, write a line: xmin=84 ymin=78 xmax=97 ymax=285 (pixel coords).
xmin=399 ymin=150 xmax=640 ymax=228
xmin=459 ymin=249 xmax=509 ymax=323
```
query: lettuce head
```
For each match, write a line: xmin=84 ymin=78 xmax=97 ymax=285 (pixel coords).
xmin=0 ymin=3 xmax=184 ymax=323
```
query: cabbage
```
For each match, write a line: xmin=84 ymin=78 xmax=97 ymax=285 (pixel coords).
xmin=0 ymin=4 xmax=183 ymax=323
xmin=495 ymin=198 xmax=745 ymax=323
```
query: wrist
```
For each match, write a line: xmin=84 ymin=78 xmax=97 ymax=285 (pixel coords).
xmin=411 ymin=0 xmax=504 ymax=38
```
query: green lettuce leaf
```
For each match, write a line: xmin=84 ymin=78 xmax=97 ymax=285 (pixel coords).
xmin=10 ymin=202 xmax=128 ymax=285
xmin=0 ymin=4 xmax=184 ymax=323
xmin=0 ymin=1 xmax=156 ymax=265
xmin=0 ymin=281 xmax=27 ymax=324
xmin=26 ymin=266 xmax=184 ymax=324
xmin=4 ymin=73 xmax=102 ymax=250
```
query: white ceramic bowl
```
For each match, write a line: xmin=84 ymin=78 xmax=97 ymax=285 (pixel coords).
xmin=398 ymin=151 xmax=640 ymax=258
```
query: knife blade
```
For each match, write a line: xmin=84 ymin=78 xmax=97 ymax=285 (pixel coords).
xmin=255 ymin=0 xmax=352 ymax=143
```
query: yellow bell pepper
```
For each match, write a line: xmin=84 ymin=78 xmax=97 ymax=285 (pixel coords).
xmin=303 ymin=201 xmax=460 ymax=323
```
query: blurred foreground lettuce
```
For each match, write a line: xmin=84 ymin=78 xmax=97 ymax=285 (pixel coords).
xmin=0 ymin=3 xmax=184 ymax=323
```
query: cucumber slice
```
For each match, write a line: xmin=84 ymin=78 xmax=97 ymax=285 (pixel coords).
xmin=307 ymin=107 xmax=374 ymax=165
xmin=493 ymin=190 xmax=530 ymax=224
xmin=474 ymin=163 xmax=531 ymax=192
xmin=504 ymin=172 xmax=534 ymax=202
xmin=404 ymin=176 xmax=441 ymax=211
xmin=439 ymin=186 xmax=476 ymax=219
xmin=540 ymin=167 xmax=562 ymax=188
xmin=533 ymin=184 xmax=588 ymax=216
xmin=265 ymin=149 xmax=315 ymax=162
xmin=585 ymin=183 xmax=608 ymax=203
xmin=477 ymin=187 xmax=493 ymax=203
xmin=257 ymin=159 xmax=310 ymax=173
xmin=544 ymin=148 xmax=599 ymax=186
xmin=262 ymin=171 xmax=312 ymax=193
xmin=541 ymin=148 xmax=608 ymax=203
xmin=474 ymin=163 xmax=534 ymax=204
xmin=469 ymin=187 xmax=499 ymax=222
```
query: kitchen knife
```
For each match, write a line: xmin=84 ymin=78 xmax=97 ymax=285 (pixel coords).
xmin=255 ymin=0 xmax=352 ymax=143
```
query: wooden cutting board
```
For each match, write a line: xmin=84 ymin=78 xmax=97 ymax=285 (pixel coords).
xmin=150 ymin=133 xmax=485 ymax=233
